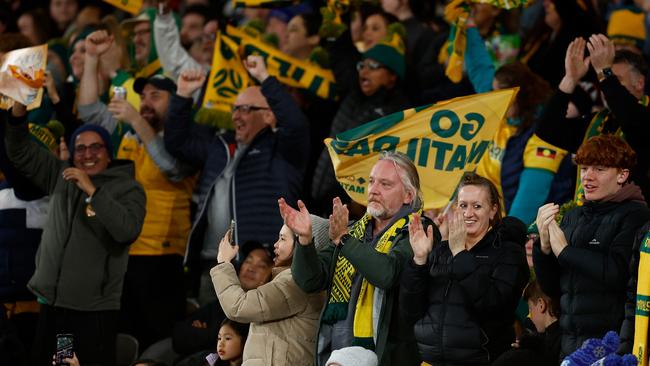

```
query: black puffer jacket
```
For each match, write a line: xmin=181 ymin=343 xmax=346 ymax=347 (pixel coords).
xmin=533 ymin=194 xmax=650 ymax=358
xmin=400 ymin=217 xmax=529 ymax=365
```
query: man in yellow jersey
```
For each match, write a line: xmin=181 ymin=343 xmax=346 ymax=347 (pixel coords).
xmin=77 ymin=33 xmax=196 ymax=349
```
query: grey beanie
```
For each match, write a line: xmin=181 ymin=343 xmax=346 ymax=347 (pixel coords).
xmin=326 ymin=346 xmax=378 ymax=366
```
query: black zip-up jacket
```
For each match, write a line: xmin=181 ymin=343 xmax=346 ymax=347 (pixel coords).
xmin=164 ymin=77 xmax=309 ymax=267
xmin=533 ymin=198 xmax=650 ymax=358
xmin=400 ymin=217 xmax=529 ymax=365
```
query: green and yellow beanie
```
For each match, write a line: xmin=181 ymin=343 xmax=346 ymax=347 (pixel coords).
xmin=607 ymin=6 xmax=646 ymax=51
xmin=361 ymin=23 xmax=406 ymax=80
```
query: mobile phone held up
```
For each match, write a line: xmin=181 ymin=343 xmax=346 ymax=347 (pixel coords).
xmin=55 ymin=333 xmax=74 ymax=366
xmin=229 ymin=220 xmax=236 ymax=246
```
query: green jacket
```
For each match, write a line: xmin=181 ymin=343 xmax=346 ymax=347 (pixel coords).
xmin=291 ymin=216 xmax=420 ymax=366
xmin=5 ymin=119 xmax=146 ymax=311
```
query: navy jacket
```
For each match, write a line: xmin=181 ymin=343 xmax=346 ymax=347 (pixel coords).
xmin=165 ymin=77 xmax=309 ymax=267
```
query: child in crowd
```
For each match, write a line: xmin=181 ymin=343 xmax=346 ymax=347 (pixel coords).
xmin=493 ymin=280 xmax=560 ymax=366
xmin=208 ymin=319 xmax=248 ymax=366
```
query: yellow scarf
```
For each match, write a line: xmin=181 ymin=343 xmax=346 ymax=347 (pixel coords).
xmin=634 ymin=230 xmax=650 ymax=366
xmin=323 ymin=211 xmax=415 ymax=348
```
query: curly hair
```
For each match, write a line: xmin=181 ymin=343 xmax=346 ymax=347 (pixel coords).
xmin=575 ymin=134 xmax=637 ymax=170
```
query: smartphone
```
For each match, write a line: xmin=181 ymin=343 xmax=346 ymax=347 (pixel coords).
xmin=228 ymin=220 xmax=236 ymax=246
xmin=55 ymin=333 xmax=74 ymax=366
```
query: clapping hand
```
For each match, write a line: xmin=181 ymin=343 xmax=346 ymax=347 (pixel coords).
xmin=536 ymin=203 xmax=559 ymax=255
xmin=278 ymin=198 xmax=313 ymax=245
xmin=560 ymin=37 xmax=590 ymax=93
xmin=329 ymin=197 xmax=349 ymax=246
xmin=448 ymin=209 xmax=467 ymax=257
xmin=409 ymin=213 xmax=436 ymax=265
xmin=548 ymin=220 xmax=568 ymax=258
xmin=587 ymin=34 xmax=615 ymax=73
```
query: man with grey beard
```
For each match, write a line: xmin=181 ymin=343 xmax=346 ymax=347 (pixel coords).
xmin=279 ymin=151 xmax=440 ymax=366
xmin=77 ymin=29 xmax=196 ymax=350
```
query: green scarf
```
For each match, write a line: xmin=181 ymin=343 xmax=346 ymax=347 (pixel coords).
xmin=323 ymin=210 xmax=416 ymax=348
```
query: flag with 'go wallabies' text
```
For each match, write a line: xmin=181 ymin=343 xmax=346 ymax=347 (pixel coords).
xmin=326 ymin=88 xmax=518 ymax=209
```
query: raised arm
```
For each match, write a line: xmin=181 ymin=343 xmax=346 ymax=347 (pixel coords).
xmin=211 ymin=263 xmax=307 ymax=323
xmin=78 ymin=30 xmax=119 ymax=133
xmin=464 ymin=25 xmax=495 ymax=93
xmin=164 ymin=69 xmax=214 ymax=165
xmin=4 ymin=103 xmax=64 ymax=195
xmin=153 ymin=8 xmax=204 ymax=81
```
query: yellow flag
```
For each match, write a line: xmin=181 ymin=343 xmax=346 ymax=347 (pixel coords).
xmin=325 ymin=88 xmax=518 ymax=209
xmin=0 ymin=44 xmax=48 ymax=111
xmin=102 ymin=0 xmax=142 ymax=15
xmin=227 ymin=25 xmax=337 ymax=101
xmin=234 ymin=0 xmax=295 ymax=6
xmin=202 ymin=32 xmax=251 ymax=112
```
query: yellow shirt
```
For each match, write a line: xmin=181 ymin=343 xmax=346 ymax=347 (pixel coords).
xmin=117 ymin=133 xmax=196 ymax=256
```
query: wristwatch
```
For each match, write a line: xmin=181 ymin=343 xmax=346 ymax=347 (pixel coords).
xmin=597 ymin=67 xmax=614 ymax=82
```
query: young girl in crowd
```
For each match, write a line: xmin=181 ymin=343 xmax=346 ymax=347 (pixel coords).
xmin=211 ymin=319 xmax=248 ymax=366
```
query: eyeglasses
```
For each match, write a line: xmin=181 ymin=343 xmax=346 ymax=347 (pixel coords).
xmin=75 ymin=143 xmax=105 ymax=155
xmin=232 ymin=104 xmax=270 ymax=114
xmin=356 ymin=60 xmax=384 ymax=72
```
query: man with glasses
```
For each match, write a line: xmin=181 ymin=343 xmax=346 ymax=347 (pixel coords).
xmin=78 ymin=44 xmax=197 ymax=349
xmin=4 ymin=102 xmax=146 ymax=365
xmin=165 ymin=55 xmax=309 ymax=306
xmin=122 ymin=8 xmax=164 ymax=78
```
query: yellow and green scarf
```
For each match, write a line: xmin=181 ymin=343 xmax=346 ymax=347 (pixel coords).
xmin=323 ymin=211 xmax=415 ymax=348
xmin=634 ymin=229 xmax=650 ymax=366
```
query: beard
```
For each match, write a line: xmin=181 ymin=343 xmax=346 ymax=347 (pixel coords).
xmin=367 ymin=202 xmax=387 ymax=219
xmin=140 ymin=106 xmax=163 ymax=132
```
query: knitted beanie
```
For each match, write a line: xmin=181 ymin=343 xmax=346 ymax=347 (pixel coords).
xmin=68 ymin=124 xmax=114 ymax=158
xmin=362 ymin=24 xmax=406 ymax=80
xmin=326 ymin=346 xmax=378 ymax=366
xmin=607 ymin=7 xmax=646 ymax=51
xmin=561 ymin=331 xmax=621 ymax=366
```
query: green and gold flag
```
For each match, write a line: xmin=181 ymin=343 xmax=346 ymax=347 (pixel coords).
xmin=202 ymin=32 xmax=251 ymax=112
xmin=227 ymin=25 xmax=337 ymax=101
xmin=233 ymin=0 xmax=295 ymax=7
xmin=102 ymin=0 xmax=142 ymax=15
xmin=325 ymin=88 xmax=518 ymax=209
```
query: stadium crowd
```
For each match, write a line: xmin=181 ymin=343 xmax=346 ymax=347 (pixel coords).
xmin=0 ymin=0 xmax=650 ymax=365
